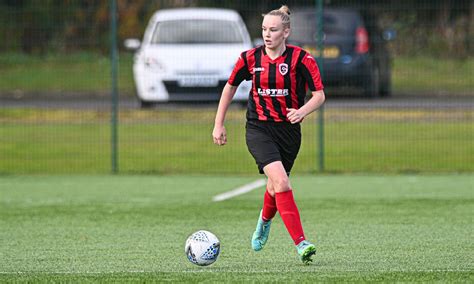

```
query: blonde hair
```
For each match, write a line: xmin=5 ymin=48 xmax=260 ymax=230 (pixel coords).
xmin=263 ymin=5 xmax=291 ymax=28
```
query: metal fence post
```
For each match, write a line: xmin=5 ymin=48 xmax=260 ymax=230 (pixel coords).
xmin=316 ymin=0 xmax=325 ymax=172
xmin=110 ymin=0 xmax=119 ymax=174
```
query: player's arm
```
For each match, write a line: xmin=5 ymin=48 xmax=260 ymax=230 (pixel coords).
xmin=213 ymin=83 xmax=238 ymax=146
xmin=213 ymin=52 xmax=250 ymax=146
xmin=286 ymin=90 xmax=325 ymax=124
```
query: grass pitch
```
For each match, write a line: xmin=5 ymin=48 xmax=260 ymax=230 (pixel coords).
xmin=0 ymin=175 xmax=472 ymax=282
xmin=1 ymin=108 xmax=472 ymax=174
xmin=1 ymin=53 xmax=473 ymax=95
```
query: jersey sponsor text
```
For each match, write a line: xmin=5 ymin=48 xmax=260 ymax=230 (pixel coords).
xmin=257 ymin=88 xmax=289 ymax=97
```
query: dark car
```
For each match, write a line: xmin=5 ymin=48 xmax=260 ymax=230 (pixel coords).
xmin=289 ymin=7 xmax=392 ymax=97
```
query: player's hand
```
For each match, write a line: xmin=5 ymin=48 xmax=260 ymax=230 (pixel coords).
xmin=212 ymin=125 xmax=227 ymax=146
xmin=286 ymin=108 xmax=304 ymax=124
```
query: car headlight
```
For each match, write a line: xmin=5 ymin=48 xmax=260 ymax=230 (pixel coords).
xmin=144 ymin=57 xmax=166 ymax=73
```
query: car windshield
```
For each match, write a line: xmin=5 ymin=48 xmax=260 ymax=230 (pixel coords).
xmin=151 ymin=19 xmax=244 ymax=44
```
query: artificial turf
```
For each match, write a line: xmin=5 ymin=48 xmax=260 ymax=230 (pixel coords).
xmin=0 ymin=175 xmax=472 ymax=282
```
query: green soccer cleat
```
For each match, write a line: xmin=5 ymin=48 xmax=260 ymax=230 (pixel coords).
xmin=251 ymin=210 xmax=272 ymax=251
xmin=296 ymin=240 xmax=316 ymax=264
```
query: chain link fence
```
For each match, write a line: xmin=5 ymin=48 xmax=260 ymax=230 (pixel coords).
xmin=0 ymin=0 xmax=472 ymax=174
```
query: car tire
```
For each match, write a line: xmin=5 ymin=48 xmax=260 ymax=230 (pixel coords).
xmin=379 ymin=69 xmax=392 ymax=97
xmin=140 ymin=100 xmax=155 ymax=109
xmin=363 ymin=63 xmax=380 ymax=98
xmin=237 ymin=101 xmax=248 ymax=109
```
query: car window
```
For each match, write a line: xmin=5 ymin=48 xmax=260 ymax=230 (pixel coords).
xmin=291 ymin=11 xmax=359 ymax=43
xmin=151 ymin=19 xmax=244 ymax=44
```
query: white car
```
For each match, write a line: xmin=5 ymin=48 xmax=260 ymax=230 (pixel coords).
xmin=125 ymin=8 xmax=253 ymax=107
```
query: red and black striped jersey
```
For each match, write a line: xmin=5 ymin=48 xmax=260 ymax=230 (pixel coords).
xmin=228 ymin=44 xmax=324 ymax=122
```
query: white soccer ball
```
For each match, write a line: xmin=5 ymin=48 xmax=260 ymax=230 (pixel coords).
xmin=185 ymin=230 xmax=220 ymax=266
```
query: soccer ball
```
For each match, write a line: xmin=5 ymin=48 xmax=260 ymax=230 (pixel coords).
xmin=185 ymin=230 xmax=220 ymax=266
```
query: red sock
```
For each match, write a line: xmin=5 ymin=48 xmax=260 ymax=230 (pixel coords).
xmin=275 ymin=190 xmax=305 ymax=245
xmin=262 ymin=190 xmax=277 ymax=221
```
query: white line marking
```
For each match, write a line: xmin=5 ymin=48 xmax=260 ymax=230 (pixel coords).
xmin=212 ymin=179 xmax=266 ymax=202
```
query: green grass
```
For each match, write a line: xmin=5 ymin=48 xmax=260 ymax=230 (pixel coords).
xmin=0 ymin=52 xmax=472 ymax=95
xmin=0 ymin=175 xmax=472 ymax=282
xmin=393 ymin=56 xmax=474 ymax=95
xmin=0 ymin=52 xmax=134 ymax=94
xmin=0 ymin=107 xmax=472 ymax=174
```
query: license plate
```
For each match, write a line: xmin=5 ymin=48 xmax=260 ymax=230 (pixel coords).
xmin=303 ymin=45 xmax=340 ymax=59
xmin=178 ymin=76 xmax=219 ymax=87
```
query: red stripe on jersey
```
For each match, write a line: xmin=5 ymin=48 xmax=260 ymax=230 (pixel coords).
xmin=299 ymin=50 xmax=324 ymax=91
xmin=265 ymin=96 xmax=281 ymax=121
xmin=275 ymin=64 xmax=288 ymax=117
xmin=246 ymin=48 xmax=267 ymax=121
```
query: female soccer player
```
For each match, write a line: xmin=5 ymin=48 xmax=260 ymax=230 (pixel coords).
xmin=212 ymin=5 xmax=325 ymax=264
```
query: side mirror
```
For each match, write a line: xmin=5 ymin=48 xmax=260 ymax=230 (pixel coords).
xmin=124 ymin=38 xmax=141 ymax=51
xmin=382 ymin=29 xmax=396 ymax=41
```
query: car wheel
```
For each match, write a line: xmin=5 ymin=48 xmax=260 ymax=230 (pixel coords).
xmin=140 ymin=100 xmax=155 ymax=109
xmin=379 ymin=68 xmax=392 ymax=97
xmin=237 ymin=101 xmax=248 ymax=109
xmin=363 ymin=64 xmax=380 ymax=98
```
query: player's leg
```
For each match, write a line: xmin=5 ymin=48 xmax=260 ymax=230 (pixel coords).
xmin=246 ymin=121 xmax=281 ymax=251
xmin=262 ymin=179 xmax=277 ymax=221
xmin=251 ymin=180 xmax=276 ymax=251
xmin=263 ymin=161 xmax=316 ymax=264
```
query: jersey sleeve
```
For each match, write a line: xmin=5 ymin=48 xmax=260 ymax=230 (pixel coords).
xmin=228 ymin=52 xmax=251 ymax=86
xmin=298 ymin=51 xmax=324 ymax=92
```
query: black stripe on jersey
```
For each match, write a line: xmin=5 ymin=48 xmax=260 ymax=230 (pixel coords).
xmin=234 ymin=68 xmax=250 ymax=85
xmin=268 ymin=63 xmax=277 ymax=87
xmin=233 ymin=51 xmax=251 ymax=84
xmin=254 ymin=47 xmax=272 ymax=121
xmin=296 ymin=50 xmax=308 ymax=108
xmin=268 ymin=63 xmax=286 ymax=121
xmin=297 ymin=49 xmax=307 ymax=66
xmin=297 ymin=50 xmax=316 ymax=91
xmin=246 ymin=50 xmax=257 ymax=120
xmin=242 ymin=51 xmax=248 ymax=67
xmin=283 ymin=47 xmax=294 ymax=109
xmin=240 ymin=51 xmax=251 ymax=110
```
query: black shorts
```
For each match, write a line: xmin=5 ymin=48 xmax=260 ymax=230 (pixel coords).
xmin=245 ymin=120 xmax=301 ymax=175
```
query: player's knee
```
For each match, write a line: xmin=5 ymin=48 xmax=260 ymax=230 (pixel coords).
xmin=272 ymin=175 xmax=290 ymax=193
xmin=266 ymin=183 xmax=276 ymax=196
